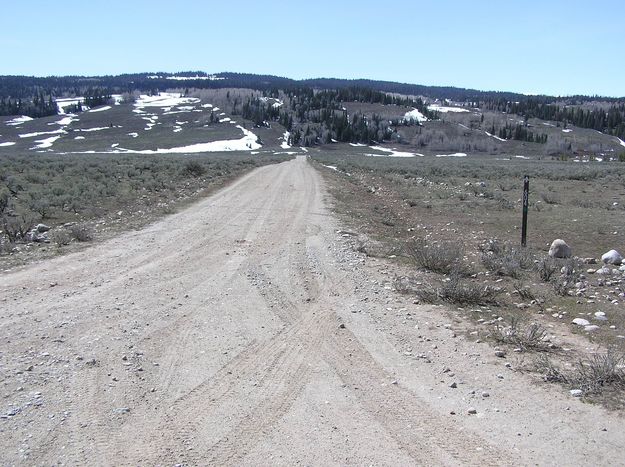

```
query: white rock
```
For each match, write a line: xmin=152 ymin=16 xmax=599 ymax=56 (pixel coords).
xmin=584 ymin=325 xmax=600 ymax=332
xmin=549 ymin=239 xmax=571 ymax=258
xmin=572 ymin=318 xmax=590 ymax=326
xmin=570 ymin=389 xmax=583 ymax=397
xmin=602 ymin=249 xmax=623 ymax=265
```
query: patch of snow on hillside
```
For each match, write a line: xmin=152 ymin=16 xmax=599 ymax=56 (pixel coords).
xmin=515 ymin=155 xmax=530 ymax=159
xmin=78 ymin=127 xmax=112 ymax=132
xmin=116 ymin=125 xmax=261 ymax=154
xmin=562 ymin=129 xmax=572 ymax=133
xmin=56 ymin=98 xmax=83 ymax=114
xmin=0 ymin=142 xmax=16 ymax=147
xmin=428 ymin=105 xmax=469 ymax=113
xmin=5 ymin=116 xmax=33 ymax=126
xmin=135 ymin=93 xmax=200 ymax=109
xmin=53 ymin=116 xmax=77 ymax=126
xmin=403 ymin=109 xmax=427 ymax=123
xmin=219 ymin=117 xmax=231 ymax=123
xmin=435 ymin=152 xmax=467 ymax=158
xmin=349 ymin=143 xmax=367 ymax=147
xmin=19 ymin=129 xmax=66 ymax=138
xmin=201 ymin=103 xmax=213 ymax=108
xmin=89 ymin=106 xmax=112 ymax=113
xmin=32 ymin=135 xmax=62 ymax=149
xmin=323 ymin=165 xmax=338 ymax=171
xmin=281 ymin=131 xmax=291 ymax=149
xmin=148 ymin=75 xmax=225 ymax=81
xmin=128 ymin=132 xmax=138 ymax=138
xmin=616 ymin=137 xmax=625 ymax=147
xmin=368 ymin=146 xmax=423 ymax=157
xmin=272 ymin=100 xmax=284 ymax=108
xmin=485 ymin=131 xmax=506 ymax=142
xmin=458 ymin=123 xmax=470 ymax=130
xmin=74 ymin=136 xmax=85 ymax=140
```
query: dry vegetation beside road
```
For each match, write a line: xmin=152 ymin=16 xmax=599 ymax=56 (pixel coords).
xmin=0 ymin=153 xmax=290 ymax=271
xmin=312 ymin=152 xmax=625 ymax=407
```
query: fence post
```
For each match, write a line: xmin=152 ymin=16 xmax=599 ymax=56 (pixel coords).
xmin=521 ymin=175 xmax=529 ymax=247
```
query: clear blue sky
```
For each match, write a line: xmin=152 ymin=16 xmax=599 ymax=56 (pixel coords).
xmin=2 ymin=0 xmax=624 ymax=97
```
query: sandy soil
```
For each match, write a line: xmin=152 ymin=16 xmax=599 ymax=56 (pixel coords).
xmin=1 ymin=156 xmax=623 ymax=466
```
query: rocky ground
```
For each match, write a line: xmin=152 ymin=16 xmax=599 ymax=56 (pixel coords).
xmin=1 ymin=156 xmax=624 ymax=465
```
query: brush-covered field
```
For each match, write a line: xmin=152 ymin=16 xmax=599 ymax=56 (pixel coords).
xmin=311 ymin=151 xmax=625 ymax=406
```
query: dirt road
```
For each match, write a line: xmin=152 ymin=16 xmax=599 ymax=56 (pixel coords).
xmin=1 ymin=156 xmax=624 ymax=465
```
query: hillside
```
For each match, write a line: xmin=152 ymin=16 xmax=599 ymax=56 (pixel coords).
xmin=1 ymin=76 xmax=624 ymax=161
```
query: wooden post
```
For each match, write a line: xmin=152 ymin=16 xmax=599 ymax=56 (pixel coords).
xmin=521 ymin=175 xmax=529 ymax=247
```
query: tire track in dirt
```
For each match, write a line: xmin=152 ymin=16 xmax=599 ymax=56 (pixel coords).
xmin=4 ymin=156 xmax=604 ymax=466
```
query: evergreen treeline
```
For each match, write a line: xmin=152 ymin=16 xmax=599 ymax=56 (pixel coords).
xmin=3 ymin=72 xmax=621 ymax=110
xmin=493 ymin=123 xmax=548 ymax=143
xmin=236 ymin=86 xmax=433 ymax=146
xmin=483 ymin=99 xmax=625 ymax=138
xmin=0 ymin=92 xmax=58 ymax=118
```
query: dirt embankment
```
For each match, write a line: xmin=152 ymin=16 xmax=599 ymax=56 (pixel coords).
xmin=1 ymin=156 xmax=623 ymax=465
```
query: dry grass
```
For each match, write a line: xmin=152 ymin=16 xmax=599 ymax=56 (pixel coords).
xmin=493 ymin=317 xmax=550 ymax=351
xmin=536 ymin=349 xmax=625 ymax=395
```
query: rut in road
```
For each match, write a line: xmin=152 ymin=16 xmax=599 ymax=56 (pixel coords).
xmin=1 ymin=156 xmax=513 ymax=466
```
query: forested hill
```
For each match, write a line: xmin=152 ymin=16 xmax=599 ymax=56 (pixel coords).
xmin=1 ymin=72 xmax=624 ymax=139
xmin=2 ymin=72 xmax=623 ymax=104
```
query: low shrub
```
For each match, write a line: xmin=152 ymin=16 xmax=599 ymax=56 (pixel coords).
xmin=536 ymin=349 xmax=625 ymax=395
xmin=439 ymin=274 xmax=500 ymax=305
xmin=480 ymin=239 xmax=533 ymax=278
xmin=407 ymin=238 xmax=471 ymax=276
xmin=493 ymin=317 xmax=549 ymax=351
xmin=69 ymin=224 xmax=94 ymax=242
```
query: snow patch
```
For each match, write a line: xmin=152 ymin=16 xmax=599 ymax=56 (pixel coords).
xmin=135 ymin=93 xmax=200 ymax=109
xmin=428 ymin=104 xmax=469 ymax=113
xmin=56 ymin=98 xmax=83 ymax=114
xmin=148 ymin=74 xmax=225 ymax=81
xmin=281 ymin=131 xmax=291 ymax=149
xmin=349 ymin=143 xmax=367 ymax=147
xmin=5 ymin=116 xmax=33 ymax=126
xmin=116 ymin=125 xmax=261 ymax=154
xmin=0 ymin=141 xmax=16 ymax=147
xmin=77 ymin=127 xmax=112 ymax=132
xmin=52 ymin=115 xmax=77 ymax=126
xmin=74 ymin=136 xmax=85 ymax=140
xmin=485 ymin=131 xmax=506 ymax=142
xmin=403 ymin=108 xmax=427 ymax=123
xmin=368 ymin=146 xmax=423 ymax=157
xmin=128 ymin=132 xmax=139 ymax=138
xmin=19 ymin=129 xmax=66 ymax=138
xmin=435 ymin=152 xmax=467 ymax=158
xmin=31 ymin=135 xmax=62 ymax=149
xmin=88 ymin=105 xmax=112 ymax=113
xmin=616 ymin=137 xmax=625 ymax=148
xmin=562 ymin=129 xmax=573 ymax=133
